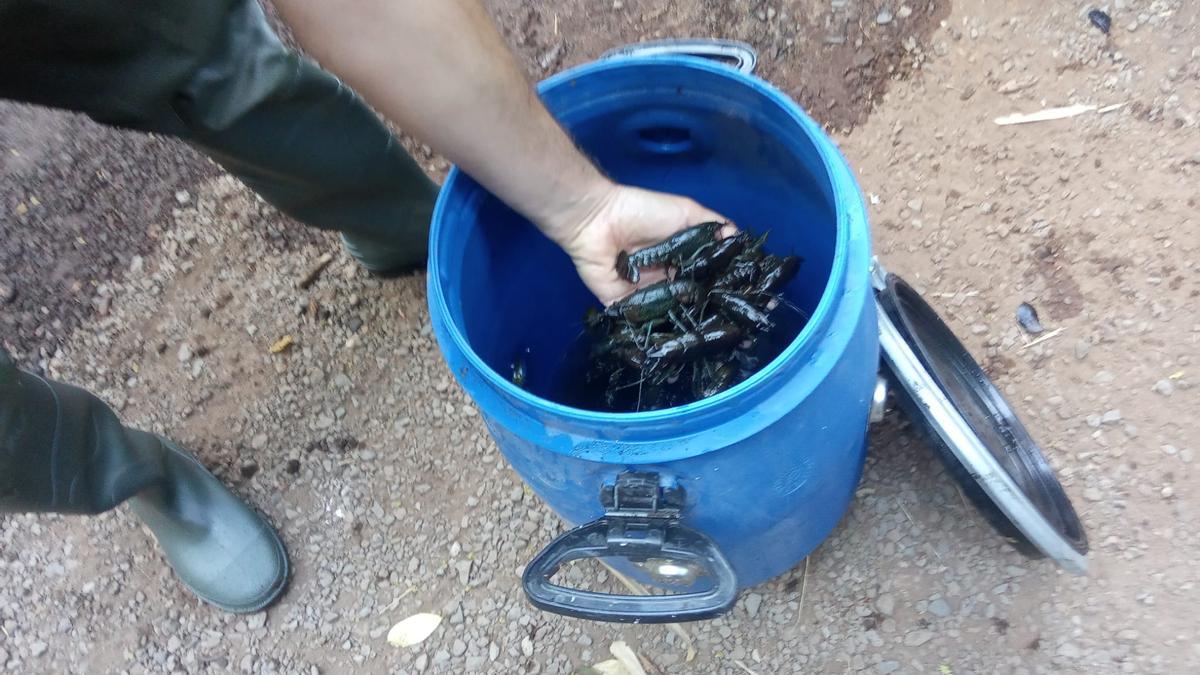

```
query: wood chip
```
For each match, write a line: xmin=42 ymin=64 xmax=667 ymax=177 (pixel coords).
xmin=298 ymin=252 xmax=335 ymax=289
xmin=269 ymin=335 xmax=295 ymax=354
xmin=994 ymin=104 xmax=1098 ymax=126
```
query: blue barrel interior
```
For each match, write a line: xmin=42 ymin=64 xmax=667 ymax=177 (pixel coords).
xmin=451 ymin=65 xmax=838 ymax=401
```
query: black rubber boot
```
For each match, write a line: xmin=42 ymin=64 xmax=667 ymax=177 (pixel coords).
xmin=0 ymin=0 xmax=437 ymax=274
xmin=0 ymin=348 xmax=288 ymax=613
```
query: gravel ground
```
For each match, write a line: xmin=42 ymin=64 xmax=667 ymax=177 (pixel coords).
xmin=2 ymin=0 xmax=1199 ymax=674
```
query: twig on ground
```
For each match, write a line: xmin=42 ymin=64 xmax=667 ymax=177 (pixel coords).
xmin=994 ymin=104 xmax=1098 ymax=126
xmin=795 ymin=557 xmax=810 ymax=628
xmin=1017 ymin=326 xmax=1065 ymax=352
xmin=298 ymin=252 xmax=334 ymax=289
xmin=600 ymin=561 xmax=697 ymax=662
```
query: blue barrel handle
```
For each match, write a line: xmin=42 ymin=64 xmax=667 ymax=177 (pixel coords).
xmin=521 ymin=516 xmax=738 ymax=623
xmin=599 ymin=38 xmax=758 ymax=75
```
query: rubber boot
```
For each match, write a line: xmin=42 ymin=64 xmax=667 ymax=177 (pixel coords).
xmin=0 ymin=0 xmax=437 ymax=274
xmin=0 ymin=348 xmax=288 ymax=613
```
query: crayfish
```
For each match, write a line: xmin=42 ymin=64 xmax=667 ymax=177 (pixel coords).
xmin=580 ymin=223 xmax=805 ymax=412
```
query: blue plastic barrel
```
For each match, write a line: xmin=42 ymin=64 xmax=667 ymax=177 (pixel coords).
xmin=428 ymin=56 xmax=878 ymax=622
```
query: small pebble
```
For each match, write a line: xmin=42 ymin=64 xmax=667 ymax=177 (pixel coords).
xmin=904 ymin=630 xmax=933 ymax=646
xmin=744 ymin=592 xmax=763 ymax=618
xmin=1059 ymin=642 xmax=1083 ymax=659
xmin=1088 ymin=9 xmax=1112 ymax=34
xmin=0 ymin=278 xmax=17 ymax=304
xmin=1116 ymin=628 xmax=1140 ymax=644
xmin=1016 ymin=302 xmax=1044 ymax=334
xmin=1153 ymin=379 xmax=1174 ymax=396
xmin=928 ymin=598 xmax=952 ymax=617
xmin=876 ymin=593 xmax=896 ymax=616
xmin=1075 ymin=340 xmax=1090 ymax=360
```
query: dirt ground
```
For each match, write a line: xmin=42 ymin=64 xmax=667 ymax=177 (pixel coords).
xmin=2 ymin=0 xmax=1198 ymax=674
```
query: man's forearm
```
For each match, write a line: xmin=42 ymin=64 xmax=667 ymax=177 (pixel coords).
xmin=273 ymin=0 xmax=613 ymax=241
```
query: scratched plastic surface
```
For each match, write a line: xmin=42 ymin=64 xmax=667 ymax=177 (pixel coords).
xmin=428 ymin=57 xmax=878 ymax=587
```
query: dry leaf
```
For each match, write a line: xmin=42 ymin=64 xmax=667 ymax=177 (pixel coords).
xmin=269 ymin=335 xmax=294 ymax=354
xmin=609 ymin=642 xmax=647 ymax=675
xmin=588 ymin=660 xmax=630 ymax=675
xmin=734 ymin=660 xmax=762 ymax=675
xmin=385 ymin=612 xmax=442 ymax=647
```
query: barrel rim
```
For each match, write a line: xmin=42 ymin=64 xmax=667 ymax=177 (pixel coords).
xmin=428 ymin=56 xmax=869 ymax=455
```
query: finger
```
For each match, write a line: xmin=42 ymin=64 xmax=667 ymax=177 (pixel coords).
xmin=597 ymin=272 xmax=640 ymax=306
xmin=687 ymin=201 xmax=737 ymax=237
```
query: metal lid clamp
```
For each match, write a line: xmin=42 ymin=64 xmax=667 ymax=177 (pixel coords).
xmin=870 ymin=257 xmax=1089 ymax=574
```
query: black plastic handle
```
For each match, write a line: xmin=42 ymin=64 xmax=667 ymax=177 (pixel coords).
xmin=521 ymin=516 xmax=738 ymax=623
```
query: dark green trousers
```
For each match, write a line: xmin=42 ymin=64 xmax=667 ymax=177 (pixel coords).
xmin=1 ymin=0 xmax=437 ymax=514
xmin=0 ymin=0 xmax=438 ymax=272
xmin=0 ymin=348 xmax=170 ymax=514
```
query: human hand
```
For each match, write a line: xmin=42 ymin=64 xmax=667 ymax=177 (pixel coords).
xmin=549 ymin=182 xmax=736 ymax=306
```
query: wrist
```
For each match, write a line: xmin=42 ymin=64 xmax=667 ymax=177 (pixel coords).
xmin=530 ymin=169 xmax=618 ymax=249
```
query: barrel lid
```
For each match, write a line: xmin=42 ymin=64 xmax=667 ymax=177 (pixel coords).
xmin=872 ymin=262 xmax=1088 ymax=574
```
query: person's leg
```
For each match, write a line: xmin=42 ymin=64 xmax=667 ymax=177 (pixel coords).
xmin=0 ymin=0 xmax=437 ymax=273
xmin=168 ymin=0 xmax=438 ymax=273
xmin=0 ymin=348 xmax=288 ymax=612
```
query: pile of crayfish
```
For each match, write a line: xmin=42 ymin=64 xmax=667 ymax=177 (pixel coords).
xmin=580 ymin=221 xmax=803 ymax=412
